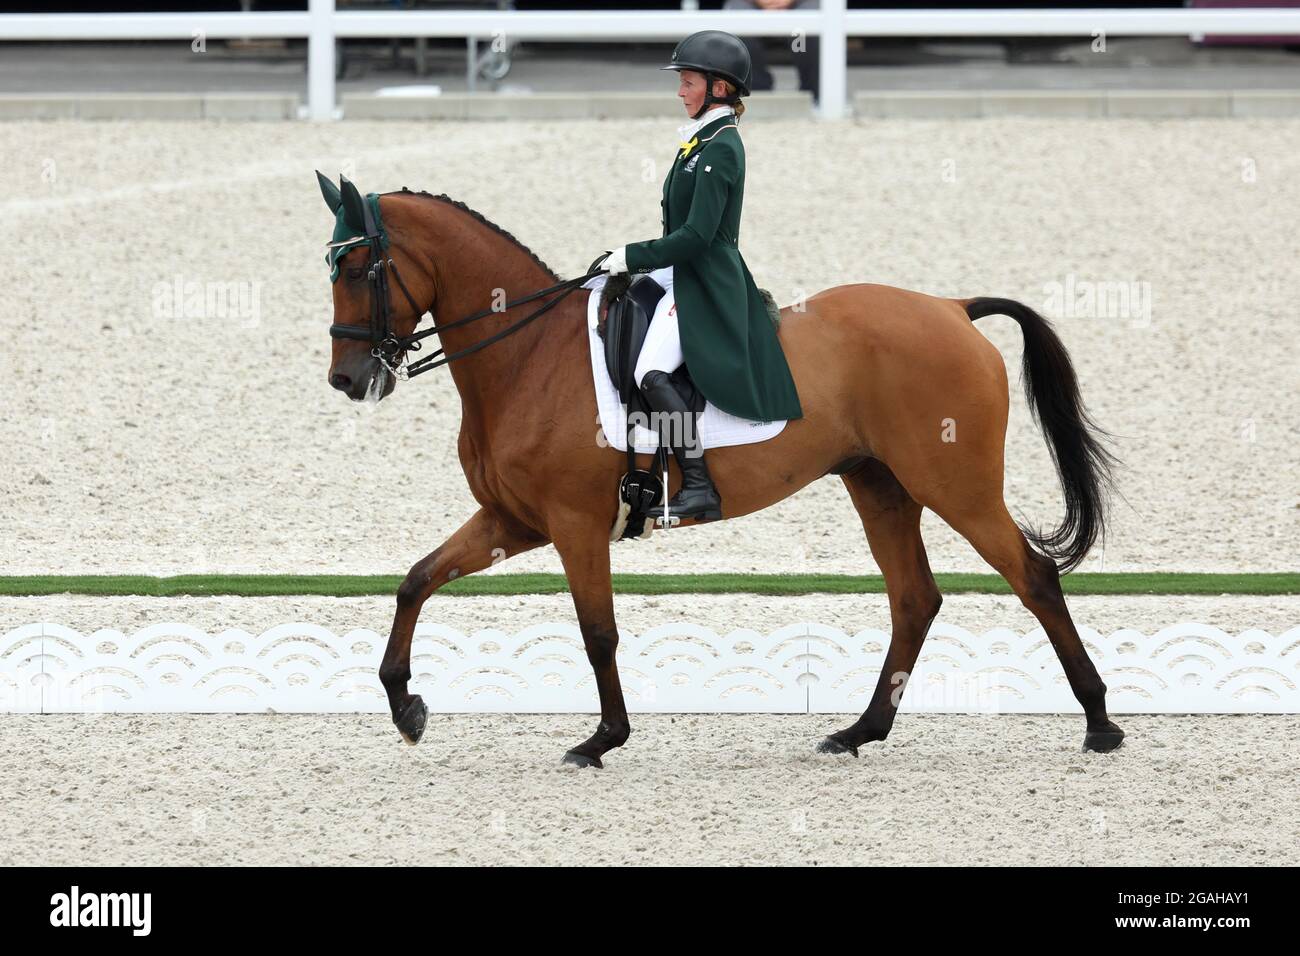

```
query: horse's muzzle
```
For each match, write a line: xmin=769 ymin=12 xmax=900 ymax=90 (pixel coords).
xmin=329 ymin=358 xmax=394 ymax=403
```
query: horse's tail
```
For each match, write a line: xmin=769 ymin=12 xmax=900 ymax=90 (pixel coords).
xmin=963 ymin=296 xmax=1118 ymax=574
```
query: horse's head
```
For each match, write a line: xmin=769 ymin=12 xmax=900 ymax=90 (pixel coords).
xmin=318 ymin=171 xmax=428 ymax=403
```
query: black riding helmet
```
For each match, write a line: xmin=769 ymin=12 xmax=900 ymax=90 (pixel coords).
xmin=662 ymin=30 xmax=752 ymax=119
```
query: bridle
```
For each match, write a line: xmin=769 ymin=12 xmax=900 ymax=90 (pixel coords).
xmin=328 ymin=198 xmax=604 ymax=380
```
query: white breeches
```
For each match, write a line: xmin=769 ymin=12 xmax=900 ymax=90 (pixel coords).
xmin=633 ymin=266 xmax=684 ymax=385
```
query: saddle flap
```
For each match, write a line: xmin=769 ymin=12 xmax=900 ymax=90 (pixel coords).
xmin=600 ymin=275 xmax=704 ymax=415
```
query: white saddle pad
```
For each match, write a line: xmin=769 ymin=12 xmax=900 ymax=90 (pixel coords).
xmin=583 ymin=274 xmax=787 ymax=454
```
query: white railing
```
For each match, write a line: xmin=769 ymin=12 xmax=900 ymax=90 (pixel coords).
xmin=2 ymin=3 xmax=1299 ymax=121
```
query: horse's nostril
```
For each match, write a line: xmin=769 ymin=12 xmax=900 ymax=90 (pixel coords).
xmin=330 ymin=373 xmax=352 ymax=392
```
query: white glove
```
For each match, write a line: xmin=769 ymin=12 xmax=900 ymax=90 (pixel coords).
xmin=603 ymin=246 xmax=628 ymax=276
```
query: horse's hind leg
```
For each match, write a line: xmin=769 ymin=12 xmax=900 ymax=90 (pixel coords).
xmin=379 ymin=507 xmax=546 ymax=745
xmin=936 ymin=498 xmax=1124 ymax=752
xmin=819 ymin=460 xmax=942 ymax=757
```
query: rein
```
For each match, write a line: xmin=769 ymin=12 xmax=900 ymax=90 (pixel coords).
xmin=403 ymin=269 xmax=601 ymax=378
xmin=328 ymin=200 xmax=605 ymax=380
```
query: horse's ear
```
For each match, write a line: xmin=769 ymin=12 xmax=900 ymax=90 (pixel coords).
xmin=339 ymin=175 xmax=366 ymax=233
xmin=316 ymin=170 xmax=342 ymax=214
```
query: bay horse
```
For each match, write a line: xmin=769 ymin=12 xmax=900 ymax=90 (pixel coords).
xmin=321 ymin=177 xmax=1124 ymax=767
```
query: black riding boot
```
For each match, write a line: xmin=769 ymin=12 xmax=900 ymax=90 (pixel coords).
xmin=639 ymin=369 xmax=722 ymax=523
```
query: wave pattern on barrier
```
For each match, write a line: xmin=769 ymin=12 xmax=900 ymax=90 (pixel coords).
xmin=1 ymin=622 xmax=1297 ymax=714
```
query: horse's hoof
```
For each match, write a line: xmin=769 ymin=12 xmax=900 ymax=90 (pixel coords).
xmin=1082 ymin=723 xmax=1125 ymax=753
xmin=561 ymin=750 xmax=603 ymax=769
xmin=395 ymin=695 xmax=428 ymax=746
xmin=817 ymin=736 xmax=859 ymax=758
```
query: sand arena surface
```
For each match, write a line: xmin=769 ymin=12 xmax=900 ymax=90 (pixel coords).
xmin=2 ymin=593 xmax=1294 ymax=865
xmin=3 ymin=117 xmax=1296 ymax=867
xmin=0 ymin=711 xmax=1294 ymax=866
xmin=1 ymin=117 xmax=1297 ymax=576
xmin=3 ymin=592 xmax=1297 ymax=637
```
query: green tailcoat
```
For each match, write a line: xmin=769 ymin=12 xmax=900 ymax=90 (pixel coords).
xmin=624 ymin=115 xmax=804 ymax=422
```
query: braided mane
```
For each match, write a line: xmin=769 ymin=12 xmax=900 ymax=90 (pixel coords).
xmin=392 ymin=188 xmax=560 ymax=281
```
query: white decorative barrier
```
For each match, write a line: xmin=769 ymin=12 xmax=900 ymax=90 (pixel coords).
xmin=1 ymin=622 xmax=1296 ymax=715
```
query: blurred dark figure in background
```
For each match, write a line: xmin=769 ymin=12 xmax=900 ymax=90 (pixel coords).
xmin=722 ymin=0 xmax=821 ymax=104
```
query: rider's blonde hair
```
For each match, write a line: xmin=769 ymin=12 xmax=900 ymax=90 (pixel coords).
xmin=722 ymin=79 xmax=746 ymax=117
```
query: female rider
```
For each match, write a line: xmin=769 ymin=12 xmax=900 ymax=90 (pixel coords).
xmin=603 ymin=30 xmax=803 ymax=524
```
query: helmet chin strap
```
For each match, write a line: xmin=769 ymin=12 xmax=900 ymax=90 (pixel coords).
xmin=691 ymin=72 xmax=738 ymax=119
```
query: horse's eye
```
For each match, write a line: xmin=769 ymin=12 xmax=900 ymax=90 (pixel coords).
xmin=346 ymin=267 xmax=365 ymax=280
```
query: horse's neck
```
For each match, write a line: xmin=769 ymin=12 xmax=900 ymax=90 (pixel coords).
xmin=417 ymin=205 xmax=582 ymax=420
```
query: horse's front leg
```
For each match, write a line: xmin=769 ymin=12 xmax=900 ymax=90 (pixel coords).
xmin=380 ymin=507 xmax=545 ymax=744
xmin=553 ymin=523 xmax=629 ymax=769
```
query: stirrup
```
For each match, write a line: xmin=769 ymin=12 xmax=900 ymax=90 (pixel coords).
xmin=653 ymin=488 xmax=723 ymax=527
xmin=653 ymin=507 xmax=722 ymax=528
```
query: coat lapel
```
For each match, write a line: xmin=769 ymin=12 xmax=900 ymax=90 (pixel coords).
xmin=663 ymin=114 xmax=738 ymax=225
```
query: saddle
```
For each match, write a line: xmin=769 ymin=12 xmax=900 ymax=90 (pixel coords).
xmin=596 ymin=273 xmax=706 ymax=541
xmin=597 ymin=274 xmax=706 ymax=418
